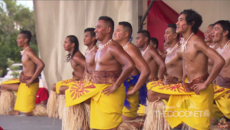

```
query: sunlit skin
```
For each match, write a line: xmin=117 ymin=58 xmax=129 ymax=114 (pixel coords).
xmin=176 ymin=14 xmax=224 ymax=95
xmin=150 ymin=40 xmax=164 ymax=57
xmin=1 ymin=33 xmax=45 ymax=116
xmin=150 ymin=40 xmax=157 ymax=48
xmin=212 ymin=24 xmax=230 ymax=86
xmin=114 ymin=24 xmax=150 ymax=121
xmin=84 ymin=31 xmax=98 ymax=74
xmin=136 ymin=33 xmax=166 ymax=103
xmin=148 ymin=27 xmax=183 ymax=103
xmin=204 ymin=26 xmax=214 ymax=44
xmin=51 ymin=37 xmax=85 ymax=96
xmin=161 ymin=42 xmax=169 ymax=58
xmin=136 ymin=33 xmax=165 ymax=81
xmin=164 ymin=27 xmax=183 ymax=81
xmin=204 ymin=25 xmax=219 ymax=75
xmin=175 ymin=15 xmax=225 ymax=129
xmin=94 ymin=20 xmax=134 ymax=93
xmin=210 ymin=23 xmax=230 ymax=124
xmin=94 ymin=19 xmax=134 ymax=130
xmin=82 ymin=31 xmax=98 ymax=105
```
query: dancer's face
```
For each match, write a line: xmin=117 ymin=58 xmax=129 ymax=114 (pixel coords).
xmin=212 ymin=24 xmax=225 ymax=43
xmin=136 ymin=33 xmax=145 ymax=48
xmin=17 ymin=34 xmax=28 ymax=47
xmin=164 ymin=27 xmax=176 ymax=44
xmin=204 ymin=26 xmax=214 ymax=43
xmin=176 ymin=14 xmax=189 ymax=34
xmin=113 ymin=25 xmax=127 ymax=42
xmin=150 ymin=40 xmax=157 ymax=48
xmin=63 ymin=37 xmax=74 ymax=51
xmin=84 ymin=31 xmax=95 ymax=46
xmin=95 ymin=20 xmax=108 ymax=41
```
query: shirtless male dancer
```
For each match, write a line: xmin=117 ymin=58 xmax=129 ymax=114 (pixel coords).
xmin=143 ymin=24 xmax=183 ymax=129
xmin=204 ymin=24 xmax=219 ymax=75
xmin=136 ymin=30 xmax=166 ymax=128
xmin=150 ymin=37 xmax=164 ymax=56
xmin=113 ymin=22 xmax=150 ymax=121
xmin=148 ymin=9 xmax=225 ymax=130
xmin=0 ymin=30 xmax=45 ymax=116
xmin=211 ymin=20 xmax=230 ymax=124
xmin=63 ymin=28 xmax=98 ymax=130
xmin=91 ymin=16 xmax=134 ymax=130
xmin=47 ymin=35 xmax=85 ymax=118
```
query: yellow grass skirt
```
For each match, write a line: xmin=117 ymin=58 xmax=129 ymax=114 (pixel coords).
xmin=148 ymin=80 xmax=214 ymax=130
xmin=1 ymin=79 xmax=39 ymax=113
xmin=55 ymin=79 xmax=73 ymax=94
xmin=137 ymin=105 xmax=146 ymax=116
xmin=213 ymin=84 xmax=230 ymax=119
xmin=90 ymin=84 xmax=126 ymax=129
xmin=1 ymin=79 xmax=20 ymax=84
xmin=212 ymin=104 xmax=224 ymax=119
xmin=65 ymin=80 xmax=106 ymax=107
xmin=14 ymin=82 xmax=39 ymax=113
xmin=122 ymin=86 xmax=140 ymax=118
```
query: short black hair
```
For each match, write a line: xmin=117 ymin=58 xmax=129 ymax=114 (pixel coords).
xmin=168 ymin=24 xmax=180 ymax=40
xmin=180 ymin=9 xmax=203 ymax=34
xmin=20 ymin=30 xmax=32 ymax=43
xmin=98 ymin=16 xmax=114 ymax=33
xmin=118 ymin=21 xmax=133 ymax=38
xmin=137 ymin=30 xmax=150 ymax=42
xmin=214 ymin=20 xmax=230 ymax=39
xmin=84 ymin=28 xmax=96 ymax=37
xmin=84 ymin=28 xmax=97 ymax=44
xmin=150 ymin=37 xmax=158 ymax=49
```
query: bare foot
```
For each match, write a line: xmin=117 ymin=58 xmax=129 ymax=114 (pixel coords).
xmin=211 ymin=117 xmax=218 ymax=125
xmin=8 ymin=110 xmax=19 ymax=115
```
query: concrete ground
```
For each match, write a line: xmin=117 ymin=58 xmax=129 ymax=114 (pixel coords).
xmin=0 ymin=115 xmax=61 ymax=130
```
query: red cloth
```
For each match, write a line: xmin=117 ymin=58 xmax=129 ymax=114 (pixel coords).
xmin=0 ymin=126 xmax=3 ymax=130
xmin=147 ymin=0 xmax=204 ymax=51
xmin=35 ymin=88 xmax=49 ymax=104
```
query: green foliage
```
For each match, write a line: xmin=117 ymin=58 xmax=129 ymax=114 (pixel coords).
xmin=0 ymin=0 xmax=37 ymax=77
xmin=0 ymin=70 xmax=2 ymax=77
xmin=10 ymin=65 xmax=20 ymax=78
xmin=7 ymin=58 xmax=15 ymax=67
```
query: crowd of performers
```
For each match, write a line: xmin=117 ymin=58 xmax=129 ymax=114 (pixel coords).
xmin=0 ymin=9 xmax=230 ymax=130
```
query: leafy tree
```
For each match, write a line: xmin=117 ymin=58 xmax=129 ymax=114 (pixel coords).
xmin=10 ymin=66 xmax=20 ymax=79
xmin=0 ymin=0 xmax=37 ymax=77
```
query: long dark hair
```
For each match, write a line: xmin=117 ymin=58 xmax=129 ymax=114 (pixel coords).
xmin=66 ymin=35 xmax=79 ymax=62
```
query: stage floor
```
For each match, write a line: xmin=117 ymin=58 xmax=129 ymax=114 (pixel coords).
xmin=0 ymin=115 xmax=61 ymax=130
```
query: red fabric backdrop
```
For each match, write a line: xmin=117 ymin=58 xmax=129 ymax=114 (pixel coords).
xmin=147 ymin=0 xmax=204 ymax=50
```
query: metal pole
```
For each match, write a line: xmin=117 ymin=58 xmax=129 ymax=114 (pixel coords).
xmin=139 ymin=0 xmax=155 ymax=30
